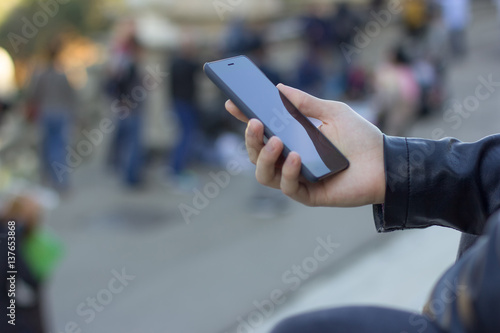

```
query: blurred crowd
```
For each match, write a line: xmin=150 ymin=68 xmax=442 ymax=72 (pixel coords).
xmin=0 ymin=0 xmax=491 ymax=330
xmin=0 ymin=0 xmax=480 ymax=193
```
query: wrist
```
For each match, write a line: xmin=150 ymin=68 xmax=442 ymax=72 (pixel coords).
xmin=374 ymin=135 xmax=386 ymax=205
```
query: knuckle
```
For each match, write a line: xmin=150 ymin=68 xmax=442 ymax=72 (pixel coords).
xmin=248 ymin=153 xmax=256 ymax=164
xmin=280 ymin=177 xmax=296 ymax=196
xmin=255 ymin=170 xmax=270 ymax=185
xmin=246 ymin=146 xmax=259 ymax=163
xmin=281 ymin=185 xmax=294 ymax=197
xmin=282 ymin=165 xmax=294 ymax=179
xmin=259 ymin=149 xmax=272 ymax=163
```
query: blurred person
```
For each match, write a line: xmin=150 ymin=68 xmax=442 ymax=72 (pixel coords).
xmin=412 ymin=58 xmax=438 ymax=116
xmin=323 ymin=51 xmax=349 ymax=101
xmin=326 ymin=3 xmax=359 ymax=100
xmin=248 ymin=37 xmax=282 ymax=86
xmin=222 ymin=19 xmax=259 ymax=57
xmin=106 ymin=35 xmax=145 ymax=187
xmin=0 ymin=196 xmax=45 ymax=333
xmin=106 ymin=19 xmax=136 ymax=78
xmin=329 ymin=2 xmax=361 ymax=48
xmin=302 ymin=5 xmax=330 ymax=50
xmin=344 ymin=63 xmax=369 ymax=101
xmin=26 ymin=38 xmax=77 ymax=192
xmin=438 ymin=0 xmax=470 ymax=58
xmin=225 ymin=84 xmax=500 ymax=333
xmin=373 ymin=45 xmax=420 ymax=136
xmin=402 ymin=0 xmax=428 ymax=37
xmin=0 ymin=99 xmax=12 ymax=125
xmin=167 ymin=36 xmax=201 ymax=187
xmin=399 ymin=2 xmax=448 ymax=117
xmin=370 ymin=0 xmax=385 ymax=12
xmin=411 ymin=3 xmax=449 ymax=116
xmin=425 ymin=7 xmax=448 ymax=59
xmin=295 ymin=47 xmax=325 ymax=98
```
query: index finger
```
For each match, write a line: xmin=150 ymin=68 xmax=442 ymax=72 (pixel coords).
xmin=225 ymin=99 xmax=249 ymax=123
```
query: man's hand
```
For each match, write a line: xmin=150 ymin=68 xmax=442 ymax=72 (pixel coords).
xmin=225 ymin=84 xmax=385 ymax=207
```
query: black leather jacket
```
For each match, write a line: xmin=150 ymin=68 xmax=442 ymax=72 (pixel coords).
xmin=373 ymin=135 xmax=500 ymax=332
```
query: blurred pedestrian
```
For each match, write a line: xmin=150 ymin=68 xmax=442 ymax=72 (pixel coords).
xmin=26 ymin=37 xmax=76 ymax=192
xmin=168 ymin=36 xmax=201 ymax=187
xmin=302 ymin=4 xmax=330 ymax=50
xmin=438 ymin=0 xmax=470 ymax=58
xmin=1 ymin=196 xmax=45 ymax=333
xmin=370 ymin=0 xmax=385 ymax=12
xmin=106 ymin=34 xmax=145 ymax=187
xmin=374 ymin=46 xmax=420 ymax=136
xmin=329 ymin=2 xmax=361 ymax=95
xmin=248 ymin=37 xmax=281 ymax=86
xmin=0 ymin=99 xmax=11 ymax=125
xmin=222 ymin=19 xmax=257 ymax=57
xmin=402 ymin=0 xmax=428 ymax=37
xmin=296 ymin=47 xmax=325 ymax=98
xmin=330 ymin=2 xmax=360 ymax=48
xmin=419 ymin=3 xmax=449 ymax=115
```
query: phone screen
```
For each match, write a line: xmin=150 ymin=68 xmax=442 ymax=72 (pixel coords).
xmin=204 ymin=56 xmax=349 ymax=181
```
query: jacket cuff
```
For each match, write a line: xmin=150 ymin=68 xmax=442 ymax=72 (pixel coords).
xmin=374 ymin=135 xmax=410 ymax=232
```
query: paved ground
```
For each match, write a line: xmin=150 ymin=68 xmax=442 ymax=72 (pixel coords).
xmin=43 ymin=2 xmax=500 ymax=333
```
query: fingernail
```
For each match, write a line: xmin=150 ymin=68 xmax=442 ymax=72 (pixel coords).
xmin=266 ymin=137 xmax=277 ymax=152
xmin=247 ymin=126 xmax=254 ymax=137
xmin=287 ymin=153 xmax=298 ymax=166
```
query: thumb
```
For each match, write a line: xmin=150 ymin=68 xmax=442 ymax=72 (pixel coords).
xmin=277 ymin=84 xmax=330 ymax=120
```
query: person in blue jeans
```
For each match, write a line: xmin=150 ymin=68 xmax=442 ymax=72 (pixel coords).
xmin=27 ymin=38 xmax=76 ymax=191
xmin=171 ymin=99 xmax=197 ymax=175
xmin=108 ymin=35 xmax=144 ymax=187
xmin=168 ymin=40 xmax=200 ymax=183
xmin=40 ymin=111 xmax=72 ymax=188
xmin=115 ymin=110 xmax=143 ymax=186
xmin=226 ymin=84 xmax=500 ymax=332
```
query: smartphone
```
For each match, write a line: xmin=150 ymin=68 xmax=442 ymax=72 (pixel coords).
xmin=204 ymin=55 xmax=349 ymax=182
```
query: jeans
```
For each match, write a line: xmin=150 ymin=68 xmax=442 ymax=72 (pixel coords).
xmin=171 ymin=99 xmax=198 ymax=175
xmin=112 ymin=112 xmax=143 ymax=186
xmin=40 ymin=112 xmax=71 ymax=189
xmin=271 ymin=306 xmax=443 ymax=333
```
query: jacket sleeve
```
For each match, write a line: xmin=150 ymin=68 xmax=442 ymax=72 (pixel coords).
xmin=373 ymin=134 xmax=500 ymax=235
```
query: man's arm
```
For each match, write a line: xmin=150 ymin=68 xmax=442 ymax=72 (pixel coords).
xmin=375 ymin=134 xmax=500 ymax=235
xmin=225 ymin=84 xmax=500 ymax=235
